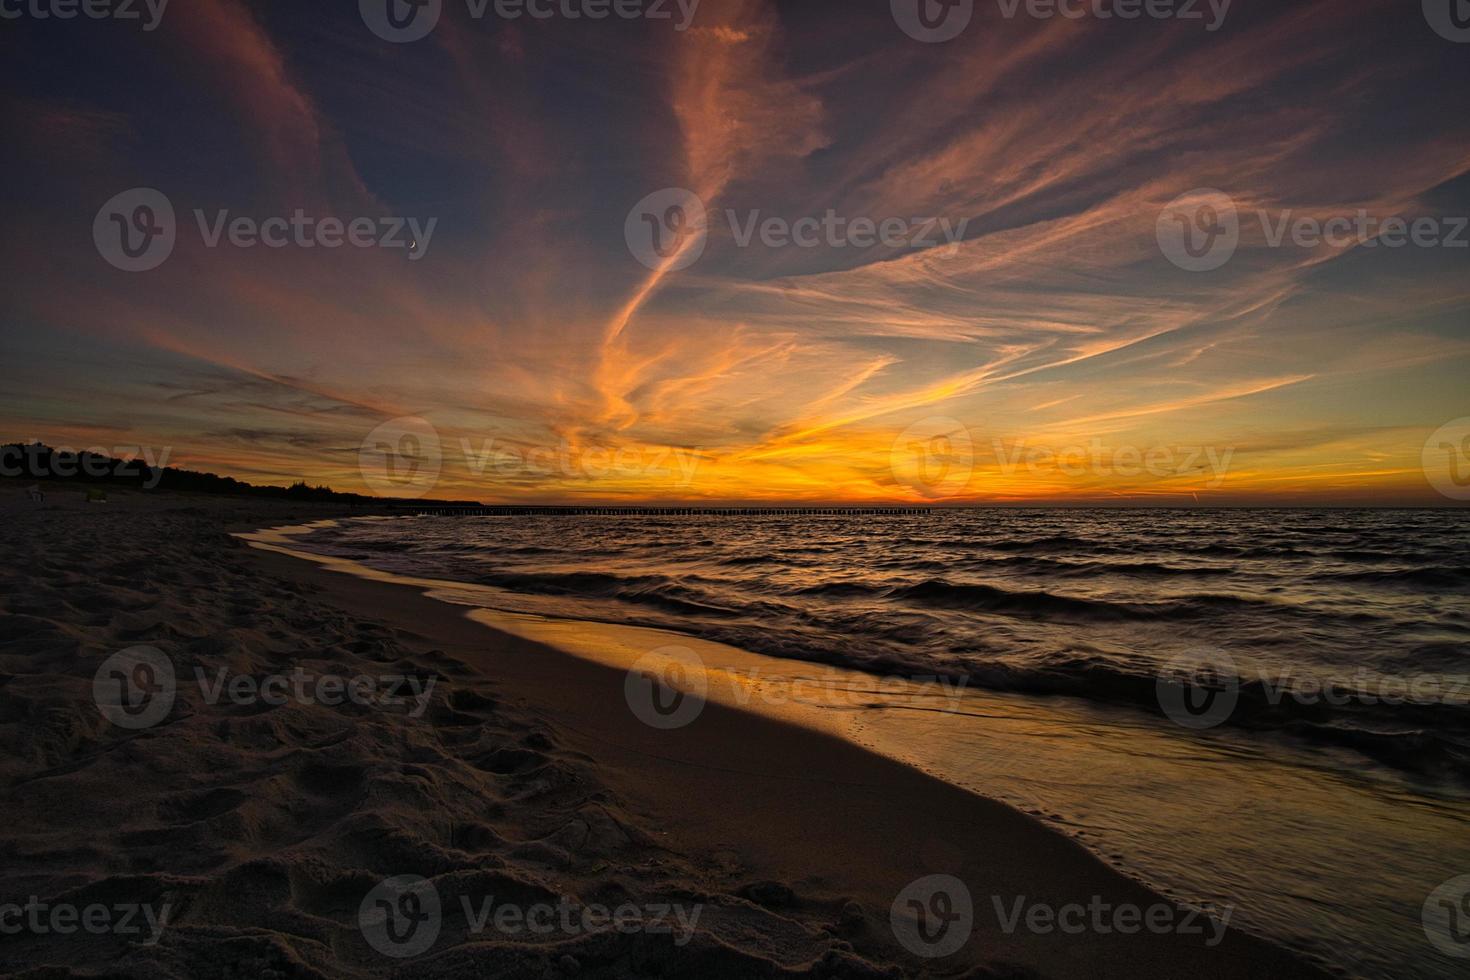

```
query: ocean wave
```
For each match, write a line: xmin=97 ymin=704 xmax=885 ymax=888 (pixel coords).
xmin=893 ymin=578 xmax=1141 ymax=620
xmin=985 ymin=534 xmax=1097 ymax=553
xmin=1319 ymin=566 xmax=1470 ymax=588
xmin=1321 ymin=548 xmax=1418 ymax=564
xmin=790 ymin=581 xmax=887 ymax=598
xmin=292 ymin=509 xmax=1470 ymax=781
xmin=469 ymin=569 xmax=750 ymax=619
xmin=891 ymin=578 xmax=1275 ymax=623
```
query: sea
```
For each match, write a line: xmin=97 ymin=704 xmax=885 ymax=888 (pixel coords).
xmin=268 ymin=508 xmax=1470 ymax=979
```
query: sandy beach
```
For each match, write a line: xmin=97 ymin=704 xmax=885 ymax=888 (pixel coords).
xmin=0 ymin=490 xmax=1333 ymax=978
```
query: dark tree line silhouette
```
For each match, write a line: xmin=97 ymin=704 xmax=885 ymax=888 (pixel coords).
xmin=1 ymin=442 xmax=477 ymax=506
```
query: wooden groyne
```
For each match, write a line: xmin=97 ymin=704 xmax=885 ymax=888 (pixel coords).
xmin=396 ymin=505 xmax=932 ymax=517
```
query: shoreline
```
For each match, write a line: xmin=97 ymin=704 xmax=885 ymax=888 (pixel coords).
xmin=240 ymin=518 xmax=1334 ymax=978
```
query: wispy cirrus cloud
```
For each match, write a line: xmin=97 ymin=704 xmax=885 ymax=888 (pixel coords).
xmin=1 ymin=0 xmax=1466 ymax=503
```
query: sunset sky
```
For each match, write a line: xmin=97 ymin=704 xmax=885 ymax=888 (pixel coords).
xmin=3 ymin=0 xmax=1469 ymax=504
